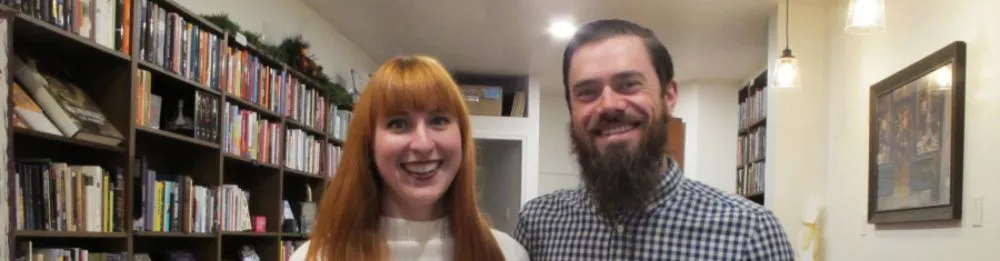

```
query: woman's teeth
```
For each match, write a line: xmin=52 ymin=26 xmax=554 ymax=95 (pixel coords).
xmin=401 ymin=160 xmax=441 ymax=174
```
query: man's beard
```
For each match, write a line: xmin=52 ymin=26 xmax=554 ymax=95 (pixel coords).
xmin=570 ymin=112 xmax=668 ymax=223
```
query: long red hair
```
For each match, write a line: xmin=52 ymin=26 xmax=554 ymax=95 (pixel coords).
xmin=305 ymin=55 xmax=505 ymax=260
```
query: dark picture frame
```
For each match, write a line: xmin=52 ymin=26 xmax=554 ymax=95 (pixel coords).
xmin=868 ymin=41 xmax=966 ymax=224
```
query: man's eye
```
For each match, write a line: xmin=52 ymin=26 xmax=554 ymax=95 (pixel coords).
xmin=575 ymin=86 xmax=601 ymax=101
xmin=617 ymin=81 xmax=642 ymax=92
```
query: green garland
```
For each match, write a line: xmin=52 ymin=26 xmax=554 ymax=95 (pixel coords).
xmin=201 ymin=13 xmax=353 ymax=107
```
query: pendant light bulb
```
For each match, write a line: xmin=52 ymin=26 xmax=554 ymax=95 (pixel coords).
xmin=773 ymin=0 xmax=800 ymax=89
xmin=845 ymin=0 xmax=886 ymax=34
xmin=774 ymin=49 xmax=800 ymax=88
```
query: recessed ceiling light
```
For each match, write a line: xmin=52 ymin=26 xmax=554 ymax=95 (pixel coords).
xmin=548 ymin=20 xmax=577 ymax=39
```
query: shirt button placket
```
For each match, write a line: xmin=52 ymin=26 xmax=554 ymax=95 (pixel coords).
xmin=613 ymin=224 xmax=626 ymax=259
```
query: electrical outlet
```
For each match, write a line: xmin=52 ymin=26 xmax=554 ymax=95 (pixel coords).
xmin=971 ymin=196 xmax=984 ymax=227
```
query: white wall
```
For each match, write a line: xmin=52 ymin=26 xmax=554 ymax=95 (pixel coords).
xmin=764 ymin=0 xmax=831 ymax=251
xmin=537 ymin=90 xmax=580 ymax=194
xmin=475 ymin=139 xmax=523 ymax=234
xmin=673 ymin=83 xmax=700 ymax=180
xmin=819 ymin=0 xmax=1000 ymax=260
xmin=173 ymin=0 xmax=379 ymax=80
xmin=674 ymin=81 xmax=741 ymax=192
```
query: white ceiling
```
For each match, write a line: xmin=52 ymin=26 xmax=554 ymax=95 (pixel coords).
xmin=303 ymin=0 xmax=780 ymax=89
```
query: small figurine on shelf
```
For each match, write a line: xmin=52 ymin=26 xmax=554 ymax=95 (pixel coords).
xmin=165 ymin=99 xmax=193 ymax=135
xmin=239 ymin=245 xmax=260 ymax=261
xmin=300 ymin=185 xmax=317 ymax=233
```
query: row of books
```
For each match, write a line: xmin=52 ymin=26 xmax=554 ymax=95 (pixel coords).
xmin=0 ymin=0 xmax=129 ymax=54
xmin=223 ymin=49 xmax=334 ymax=135
xmin=285 ymin=129 xmax=323 ymax=175
xmin=13 ymin=159 xmax=125 ymax=232
xmin=216 ymin=184 xmax=252 ymax=232
xmin=737 ymin=126 xmax=766 ymax=167
xmin=137 ymin=0 xmax=222 ymax=89
xmin=328 ymin=106 xmax=352 ymax=141
xmin=326 ymin=143 xmax=342 ymax=179
xmin=739 ymin=85 xmax=767 ymax=130
xmin=224 ymin=102 xmax=283 ymax=165
xmin=737 ymin=161 xmax=765 ymax=196
xmin=134 ymin=156 xmax=215 ymax=233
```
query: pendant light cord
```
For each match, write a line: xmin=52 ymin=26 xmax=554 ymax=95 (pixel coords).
xmin=785 ymin=0 xmax=790 ymax=49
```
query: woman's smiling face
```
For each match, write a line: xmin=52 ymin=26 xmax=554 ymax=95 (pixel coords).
xmin=373 ymin=109 xmax=462 ymax=218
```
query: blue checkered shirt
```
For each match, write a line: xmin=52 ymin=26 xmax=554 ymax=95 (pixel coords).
xmin=514 ymin=160 xmax=795 ymax=260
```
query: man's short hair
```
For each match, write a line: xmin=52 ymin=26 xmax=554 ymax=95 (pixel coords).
xmin=561 ymin=19 xmax=675 ymax=108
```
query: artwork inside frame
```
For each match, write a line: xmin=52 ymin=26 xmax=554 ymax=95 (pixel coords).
xmin=868 ymin=41 xmax=966 ymax=224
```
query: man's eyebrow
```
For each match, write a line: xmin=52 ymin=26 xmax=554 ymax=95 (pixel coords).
xmin=571 ymin=78 xmax=601 ymax=91
xmin=611 ymin=71 xmax=644 ymax=82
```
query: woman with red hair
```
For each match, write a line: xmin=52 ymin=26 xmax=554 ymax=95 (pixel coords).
xmin=289 ymin=55 xmax=528 ymax=261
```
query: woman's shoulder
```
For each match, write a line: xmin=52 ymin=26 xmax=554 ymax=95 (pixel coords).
xmin=288 ymin=241 xmax=312 ymax=261
xmin=489 ymin=229 xmax=529 ymax=261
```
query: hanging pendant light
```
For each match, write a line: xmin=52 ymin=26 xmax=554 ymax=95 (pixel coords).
xmin=774 ymin=0 xmax=800 ymax=88
xmin=845 ymin=0 xmax=887 ymax=34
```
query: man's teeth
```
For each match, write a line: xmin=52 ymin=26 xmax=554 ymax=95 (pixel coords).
xmin=402 ymin=161 xmax=441 ymax=174
xmin=601 ymin=124 xmax=636 ymax=136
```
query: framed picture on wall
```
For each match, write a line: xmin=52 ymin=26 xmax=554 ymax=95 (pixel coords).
xmin=868 ymin=41 xmax=966 ymax=224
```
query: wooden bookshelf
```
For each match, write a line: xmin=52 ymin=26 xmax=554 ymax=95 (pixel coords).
xmin=2 ymin=1 xmax=351 ymax=260
xmin=737 ymin=70 xmax=767 ymax=205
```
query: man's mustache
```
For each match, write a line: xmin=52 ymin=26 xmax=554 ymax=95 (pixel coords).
xmin=586 ymin=109 xmax=646 ymax=130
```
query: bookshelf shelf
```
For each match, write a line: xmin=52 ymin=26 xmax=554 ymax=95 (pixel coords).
xmin=738 ymin=118 xmax=767 ymax=135
xmin=226 ymin=39 xmax=284 ymax=68
xmin=4 ymin=0 xmax=351 ymax=259
xmin=224 ymin=153 xmax=281 ymax=170
xmin=286 ymin=66 xmax=323 ymax=89
xmin=223 ymin=93 xmax=281 ymax=119
xmin=13 ymin=231 xmax=129 ymax=238
xmin=136 ymin=126 xmax=220 ymax=150
xmin=328 ymin=137 xmax=344 ymax=146
xmin=138 ymin=60 xmax=222 ymax=96
xmin=279 ymin=233 xmax=309 ymax=239
xmin=283 ymin=167 xmax=324 ymax=180
xmin=222 ymin=232 xmax=280 ymax=237
xmin=133 ymin=232 xmax=217 ymax=238
xmin=286 ymin=120 xmax=325 ymax=137
xmin=11 ymin=12 xmax=130 ymax=62
xmin=13 ymin=128 xmax=127 ymax=153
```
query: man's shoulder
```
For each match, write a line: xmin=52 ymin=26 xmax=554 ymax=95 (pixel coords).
xmin=678 ymin=178 xmax=778 ymax=221
xmin=518 ymin=187 xmax=584 ymax=219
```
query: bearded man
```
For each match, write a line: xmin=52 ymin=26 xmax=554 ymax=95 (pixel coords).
xmin=513 ymin=19 xmax=795 ymax=260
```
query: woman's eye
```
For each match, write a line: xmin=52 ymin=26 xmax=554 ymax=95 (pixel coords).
xmin=387 ymin=119 xmax=407 ymax=130
xmin=429 ymin=116 xmax=451 ymax=126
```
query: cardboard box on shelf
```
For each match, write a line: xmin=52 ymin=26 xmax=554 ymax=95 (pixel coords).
xmin=460 ymin=85 xmax=503 ymax=116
